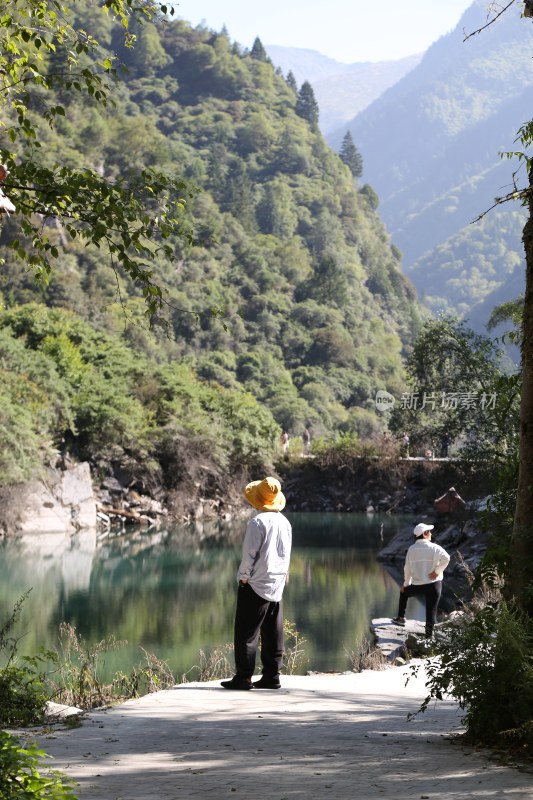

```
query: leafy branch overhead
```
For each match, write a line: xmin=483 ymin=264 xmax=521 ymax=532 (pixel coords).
xmin=0 ymin=0 xmax=193 ymax=320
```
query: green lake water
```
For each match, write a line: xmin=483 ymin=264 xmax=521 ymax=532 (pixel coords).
xmin=0 ymin=513 xmax=413 ymax=678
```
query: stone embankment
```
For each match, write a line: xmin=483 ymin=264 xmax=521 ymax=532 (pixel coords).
xmin=0 ymin=454 xmax=495 ymax=540
xmin=277 ymin=456 xmax=493 ymax=516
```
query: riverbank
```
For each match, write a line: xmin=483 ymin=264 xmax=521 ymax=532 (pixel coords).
xmin=0 ymin=453 xmax=495 ymax=537
xmin=25 ymin=665 xmax=531 ymax=800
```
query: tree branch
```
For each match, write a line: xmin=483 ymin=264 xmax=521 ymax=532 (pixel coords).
xmin=463 ymin=0 xmax=517 ymax=41
xmin=472 ymin=187 xmax=530 ymax=221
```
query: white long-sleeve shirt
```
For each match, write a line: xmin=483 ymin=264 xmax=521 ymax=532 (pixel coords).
xmin=404 ymin=538 xmax=450 ymax=586
xmin=237 ymin=511 xmax=292 ymax=602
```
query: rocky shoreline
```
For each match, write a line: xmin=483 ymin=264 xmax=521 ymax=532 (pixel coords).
xmin=0 ymin=458 xmax=494 ymax=603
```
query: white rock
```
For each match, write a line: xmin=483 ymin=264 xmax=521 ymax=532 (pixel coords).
xmin=7 ymin=463 xmax=97 ymax=535
xmin=45 ymin=701 xmax=84 ymax=719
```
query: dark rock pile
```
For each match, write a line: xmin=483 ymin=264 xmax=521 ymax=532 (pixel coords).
xmin=277 ymin=457 xmax=494 ymax=516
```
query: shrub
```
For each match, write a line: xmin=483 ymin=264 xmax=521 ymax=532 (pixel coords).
xmin=0 ymin=595 xmax=50 ymax=728
xmin=0 ymin=731 xmax=77 ymax=800
xmin=311 ymin=433 xmax=387 ymax=466
xmin=414 ymin=598 xmax=533 ymax=750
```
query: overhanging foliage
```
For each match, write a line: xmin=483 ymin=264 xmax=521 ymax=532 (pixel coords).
xmin=0 ymin=0 xmax=194 ymax=319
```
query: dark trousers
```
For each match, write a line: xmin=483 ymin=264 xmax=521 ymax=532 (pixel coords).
xmin=234 ymin=583 xmax=284 ymax=679
xmin=398 ymin=581 xmax=442 ymax=632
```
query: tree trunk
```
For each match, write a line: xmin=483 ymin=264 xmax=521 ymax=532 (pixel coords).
xmin=511 ymin=168 xmax=533 ymax=613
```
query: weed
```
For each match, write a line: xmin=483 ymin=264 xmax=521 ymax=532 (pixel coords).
xmin=283 ymin=620 xmax=308 ymax=675
xmin=345 ymin=635 xmax=388 ymax=672
xmin=114 ymin=648 xmax=176 ymax=697
xmin=48 ymin=623 xmax=128 ymax=709
xmin=181 ymin=644 xmax=234 ymax=683
xmin=180 ymin=619 xmax=308 ymax=682
xmin=49 ymin=624 xmax=177 ymax=709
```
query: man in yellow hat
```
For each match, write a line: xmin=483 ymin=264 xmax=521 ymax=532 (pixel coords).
xmin=221 ymin=476 xmax=292 ymax=690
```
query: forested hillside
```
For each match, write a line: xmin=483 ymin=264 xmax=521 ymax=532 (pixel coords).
xmin=340 ymin=0 xmax=533 ymax=329
xmin=0 ymin=7 xmax=420 ymax=491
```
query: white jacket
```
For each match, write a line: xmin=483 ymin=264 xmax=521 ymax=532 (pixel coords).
xmin=237 ymin=511 xmax=292 ymax=601
xmin=404 ymin=539 xmax=450 ymax=585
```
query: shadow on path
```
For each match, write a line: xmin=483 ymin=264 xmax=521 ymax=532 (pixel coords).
xmin=28 ymin=678 xmax=530 ymax=800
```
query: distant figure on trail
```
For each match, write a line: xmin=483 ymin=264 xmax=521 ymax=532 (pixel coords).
xmin=221 ymin=476 xmax=292 ymax=691
xmin=392 ymin=522 xmax=450 ymax=638
xmin=400 ymin=432 xmax=410 ymax=458
xmin=440 ymin=432 xmax=451 ymax=458
xmin=280 ymin=430 xmax=290 ymax=455
xmin=302 ymin=427 xmax=311 ymax=455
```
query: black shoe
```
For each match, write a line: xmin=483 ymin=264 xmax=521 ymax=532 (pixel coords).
xmin=392 ymin=616 xmax=406 ymax=626
xmin=253 ymin=675 xmax=281 ymax=689
xmin=221 ymin=676 xmax=253 ymax=690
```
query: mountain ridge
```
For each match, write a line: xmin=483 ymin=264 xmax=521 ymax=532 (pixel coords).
xmin=339 ymin=0 xmax=533 ymax=328
xmin=265 ymin=45 xmax=423 ymax=134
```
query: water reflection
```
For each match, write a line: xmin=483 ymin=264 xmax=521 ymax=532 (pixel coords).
xmin=0 ymin=514 xmax=409 ymax=676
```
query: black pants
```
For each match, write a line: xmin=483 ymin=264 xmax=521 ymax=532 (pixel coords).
xmin=397 ymin=581 xmax=442 ymax=632
xmin=234 ymin=583 xmax=284 ymax=679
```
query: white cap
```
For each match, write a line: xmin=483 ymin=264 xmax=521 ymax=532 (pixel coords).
xmin=414 ymin=523 xmax=434 ymax=537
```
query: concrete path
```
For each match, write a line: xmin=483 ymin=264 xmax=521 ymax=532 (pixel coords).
xmin=28 ymin=664 xmax=531 ymax=800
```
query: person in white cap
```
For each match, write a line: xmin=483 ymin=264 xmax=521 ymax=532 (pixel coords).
xmin=392 ymin=523 xmax=450 ymax=637
xmin=221 ymin=476 xmax=292 ymax=690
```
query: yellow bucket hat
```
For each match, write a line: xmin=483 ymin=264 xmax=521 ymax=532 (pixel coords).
xmin=243 ymin=476 xmax=286 ymax=511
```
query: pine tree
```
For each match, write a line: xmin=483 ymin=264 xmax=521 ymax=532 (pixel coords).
xmin=250 ymin=36 xmax=270 ymax=62
xmin=339 ymin=131 xmax=363 ymax=178
xmin=286 ymin=70 xmax=298 ymax=93
xmin=296 ymin=81 xmax=319 ymax=129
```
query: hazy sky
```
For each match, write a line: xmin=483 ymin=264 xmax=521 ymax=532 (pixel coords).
xmin=176 ymin=0 xmax=476 ymax=63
